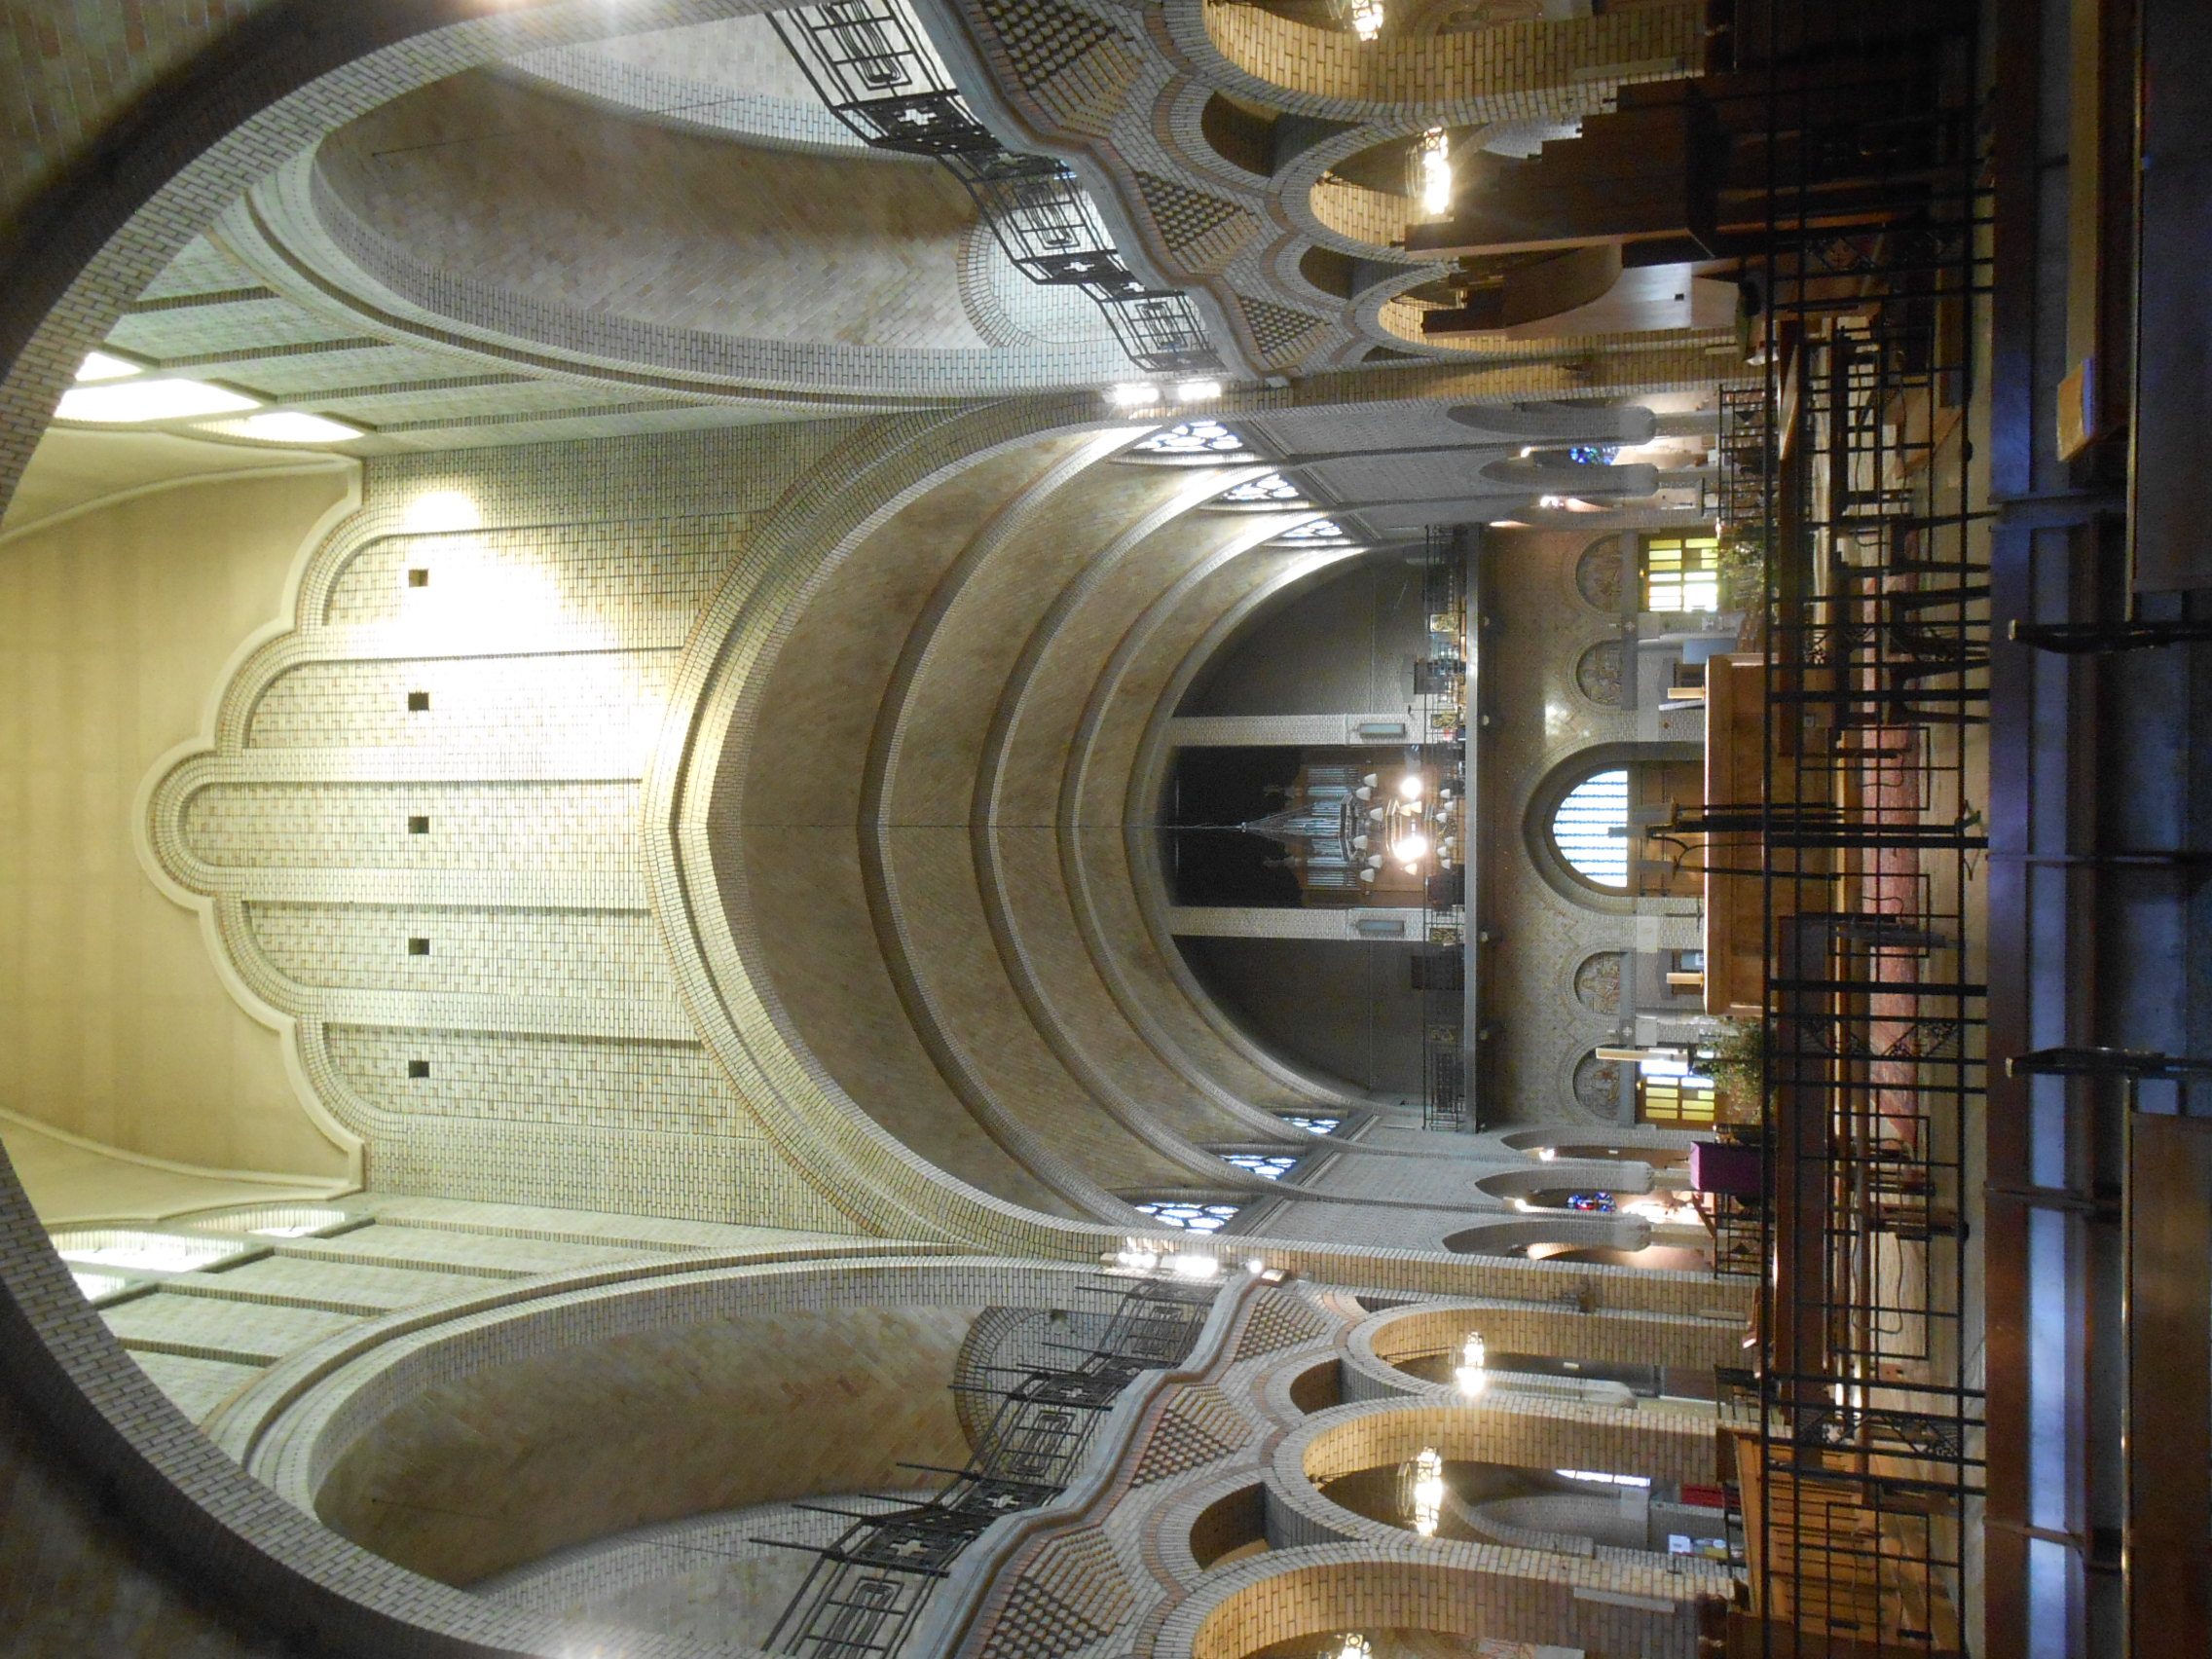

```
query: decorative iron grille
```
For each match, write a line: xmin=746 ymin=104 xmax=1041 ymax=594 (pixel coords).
xmin=1706 ymin=4 xmax=1994 ymax=1654
xmin=760 ymin=1272 xmax=1219 ymax=1659
xmin=769 ymin=0 xmax=1220 ymax=375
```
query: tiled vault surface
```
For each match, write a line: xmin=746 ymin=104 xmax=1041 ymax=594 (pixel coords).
xmin=954 ymin=1281 xmax=1738 ymax=1659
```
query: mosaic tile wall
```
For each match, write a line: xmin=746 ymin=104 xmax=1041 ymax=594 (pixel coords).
xmin=1480 ymin=530 xmax=1645 ymax=1124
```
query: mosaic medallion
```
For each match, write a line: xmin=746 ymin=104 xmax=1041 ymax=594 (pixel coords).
xmin=1572 ymin=1051 xmax=1627 ymax=1116
xmin=1572 ymin=951 xmax=1625 ymax=1014
xmin=1573 ymin=640 xmax=1624 ymax=706
xmin=1574 ymin=534 xmax=1625 ymax=611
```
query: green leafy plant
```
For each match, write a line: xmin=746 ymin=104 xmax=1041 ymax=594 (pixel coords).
xmin=1700 ymin=1018 xmax=1767 ymax=1098
xmin=1715 ymin=534 xmax=1767 ymax=609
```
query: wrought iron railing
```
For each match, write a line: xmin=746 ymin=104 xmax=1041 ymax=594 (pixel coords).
xmin=759 ymin=1272 xmax=1218 ymax=1659
xmin=768 ymin=0 xmax=1220 ymax=375
xmin=1712 ymin=3 xmax=1994 ymax=1653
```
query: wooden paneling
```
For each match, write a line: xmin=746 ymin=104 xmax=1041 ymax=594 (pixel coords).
xmin=2126 ymin=1113 xmax=2212 ymax=1656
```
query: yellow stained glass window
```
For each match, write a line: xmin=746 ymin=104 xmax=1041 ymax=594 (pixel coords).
xmin=1644 ymin=535 xmax=1720 ymax=613
xmin=1640 ymin=1074 xmax=1716 ymax=1125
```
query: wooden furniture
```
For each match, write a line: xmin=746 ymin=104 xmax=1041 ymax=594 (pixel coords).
xmin=1721 ymin=1428 xmax=1965 ymax=1659
xmin=1702 ymin=652 xmax=1778 ymax=1016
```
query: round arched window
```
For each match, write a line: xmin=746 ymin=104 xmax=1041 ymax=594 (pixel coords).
xmin=1551 ymin=769 xmax=1630 ymax=887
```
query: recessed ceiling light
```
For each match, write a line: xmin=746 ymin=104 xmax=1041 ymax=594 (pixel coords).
xmin=55 ymin=379 xmax=260 ymax=424
xmin=207 ymin=411 xmax=363 ymax=443
xmin=1174 ymin=379 xmax=1223 ymax=401
xmin=1105 ymin=382 xmax=1159 ymax=407
xmin=74 ymin=350 xmax=143 ymax=383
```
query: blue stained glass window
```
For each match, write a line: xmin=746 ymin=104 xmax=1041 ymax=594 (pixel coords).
xmin=1132 ymin=420 xmax=1245 ymax=456
xmin=1217 ymin=471 xmax=1307 ymax=504
xmin=1132 ymin=1199 xmax=1242 ymax=1233
xmin=1223 ymin=1153 xmax=1299 ymax=1180
xmin=1273 ymin=518 xmax=1352 ymax=543
xmin=1285 ymin=1116 xmax=1341 ymax=1135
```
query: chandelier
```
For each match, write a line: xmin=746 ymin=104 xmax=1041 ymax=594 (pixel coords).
xmin=1330 ymin=0 xmax=1386 ymax=40
xmin=1403 ymin=1445 xmax=1447 ymax=1536
xmin=1454 ymin=1331 xmax=1488 ymax=1397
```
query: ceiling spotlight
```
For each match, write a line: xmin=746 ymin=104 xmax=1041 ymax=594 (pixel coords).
xmin=1106 ymin=382 xmax=1160 ymax=407
xmin=1167 ymin=1252 xmax=1220 ymax=1279
xmin=1397 ymin=774 xmax=1423 ymax=800
xmin=1332 ymin=1638 xmax=1375 ymax=1659
xmin=1391 ymin=834 xmax=1430 ymax=862
xmin=1174 ymin=379 xmax=1223 ymax=402
xmin=74 ymin=350 xmax=142 ymax=383
xmin=55 ymin=378 xmax=260 ymax=424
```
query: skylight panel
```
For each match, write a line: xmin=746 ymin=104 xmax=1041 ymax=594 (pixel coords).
xmin=55 ymin=379 xmax=260 ymax=424
xmin=51 ymin=1230 xmax=247 ymax=1274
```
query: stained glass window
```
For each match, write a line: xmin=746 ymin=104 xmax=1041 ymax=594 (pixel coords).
xmin=1131 ymin=419 xmax=1245 ymax=456
xmin=1216 ymin=471 xmax=1307 ymax=504
xmin=1639 ymin=1074 xmax=1716 ymax=1126
xmin=1568 ymin=443 xmax=1620 ymax=465
xmin=1285 ymin=1116 xmax=1341 ymax=1135
xmin=1272 ymin=517 xmax=1353 ymax=544
xmin=1644 ymin=535 xmax=1721 ymax=612
xmin=1132 ymin=1199 xmax=1242 ymax=1233
xmin=1552 ymin=769 xmax=1630 ymax=887
xmin=1565 ymin=1192 xmax=1615 ymax=1212
xmin=1223 ymin=1153 xmax=1299 ymax=1180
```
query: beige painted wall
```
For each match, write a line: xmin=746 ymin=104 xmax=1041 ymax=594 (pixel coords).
xmin=0 ymin=461 xmax=357 ymax=1183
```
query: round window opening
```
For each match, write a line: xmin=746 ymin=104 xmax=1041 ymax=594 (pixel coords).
xmin=1551 ymin=769 xmax=1630 ymax=888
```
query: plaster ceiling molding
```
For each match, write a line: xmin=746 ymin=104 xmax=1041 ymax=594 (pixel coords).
xmin=497 ymin=13 xmax=891 ymax=157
